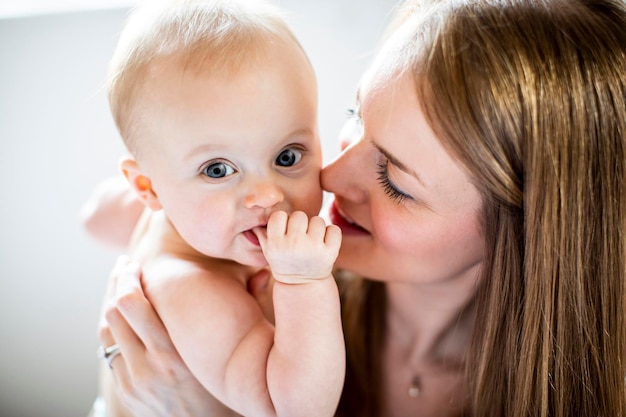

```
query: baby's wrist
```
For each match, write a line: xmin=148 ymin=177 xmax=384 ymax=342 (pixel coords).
xmin=271 ymin=271 xmax=332 ymax=284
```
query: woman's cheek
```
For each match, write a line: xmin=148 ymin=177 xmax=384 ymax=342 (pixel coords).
xmin=371 ymin=206 xmax=414 ymax=251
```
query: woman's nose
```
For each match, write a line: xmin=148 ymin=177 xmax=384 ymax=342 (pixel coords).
xmin=321 ymin=140 xmax=368 ymax=204
xmin=244 ymin=180 xmax=285 ymax=209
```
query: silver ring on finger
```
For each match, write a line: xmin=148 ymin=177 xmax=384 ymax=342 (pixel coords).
xmin=97 ymin=344 xmax=121 ymax=369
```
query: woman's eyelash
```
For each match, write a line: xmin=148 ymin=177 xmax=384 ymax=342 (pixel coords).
xmin=376 ymin=162 xmax=411 ymax=204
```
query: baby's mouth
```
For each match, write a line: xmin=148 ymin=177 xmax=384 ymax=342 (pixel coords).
xmin=244 ymin=226 xmax=266 ymax=246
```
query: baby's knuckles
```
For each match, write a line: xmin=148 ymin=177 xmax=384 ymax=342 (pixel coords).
xmin=264 ymin=211 xmax=337 ymax=282
xmin=265 ymin=240 xmax=335 ymax=279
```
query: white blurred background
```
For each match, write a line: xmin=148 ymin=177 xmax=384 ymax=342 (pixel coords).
xmin=0 ymin=0 xmax=398 ymax=416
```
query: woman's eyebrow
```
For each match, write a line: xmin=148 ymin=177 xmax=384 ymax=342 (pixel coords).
xmin=372 ymin=141 xmax=428 ymax=187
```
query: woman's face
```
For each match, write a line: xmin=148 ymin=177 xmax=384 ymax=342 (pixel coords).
xmin=321 ymin=68 xmax=485 ymax=285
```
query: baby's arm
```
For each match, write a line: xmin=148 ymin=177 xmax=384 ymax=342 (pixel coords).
xmin=80 ymin=175 xmax=145 ymax=249
xmin=141 ymin=259 xmax=274 ymax=416
xmin=145 ymin=211 xmax=343 ymax=417
xmin=256 ymin=211 xmax=345 ymax=417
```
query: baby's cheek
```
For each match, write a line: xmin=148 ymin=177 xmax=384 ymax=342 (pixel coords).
xmin=186 ymin=207 xmax=228 ymax=239
xmin=296 ymin=182 xmax=323 ymax=217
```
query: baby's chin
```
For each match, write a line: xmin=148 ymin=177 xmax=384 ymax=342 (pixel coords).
xmin=246 ymin=257 xmax=269 ymax=269
xmin=194 ymin=246 xmax=268 ymax=270
xmin=235 ymin=252 xmax=269 ymax=269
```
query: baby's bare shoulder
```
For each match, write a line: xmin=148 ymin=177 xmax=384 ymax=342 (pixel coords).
xmin=143 ymin=255 xmax=251 ymax=295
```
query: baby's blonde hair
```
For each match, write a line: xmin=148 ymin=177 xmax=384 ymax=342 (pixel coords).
xmin=107 ymin=0 xmax=303 ymax=153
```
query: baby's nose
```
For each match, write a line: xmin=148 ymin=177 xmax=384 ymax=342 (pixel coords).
xmin=244 ymin=180 xmax=284 ymax=209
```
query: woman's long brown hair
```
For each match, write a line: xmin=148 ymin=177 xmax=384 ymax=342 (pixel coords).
xmin=336 ymin=272 xmax=386 ymax=417
xmin=337 ymin=1 xmax=626 ymax=416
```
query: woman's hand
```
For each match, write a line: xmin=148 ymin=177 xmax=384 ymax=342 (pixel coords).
xmin=97 ymin=256 xmax=242 ymax=417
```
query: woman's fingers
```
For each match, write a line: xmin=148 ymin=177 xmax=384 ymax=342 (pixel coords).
xmin=98 ymin=255 xmax=129 ymax=345
xmin=96 ymin=256 xmax=136 ymax=388
xmin=97 ymin=257 xmax=225 ymax=417
xmin=114 ymin=261 xmax=173 ymax=353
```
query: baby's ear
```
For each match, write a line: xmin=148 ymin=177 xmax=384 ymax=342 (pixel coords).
xmin=119 ymin=157 xmax=162 ymax=211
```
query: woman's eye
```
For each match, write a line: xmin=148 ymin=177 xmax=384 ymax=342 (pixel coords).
xmin=346 ymin=107 xmax=362 ymax=124
xmin=376 ymin=162 xmax=412 ymax=204
xmin=275 ymin=148 xmax=303 ymax=167
xmin=202 ymin=161 xmax=235 ymax=178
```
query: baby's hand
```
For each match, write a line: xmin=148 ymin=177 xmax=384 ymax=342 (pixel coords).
xmin=254 ymin=211 xmax=341 ymax=284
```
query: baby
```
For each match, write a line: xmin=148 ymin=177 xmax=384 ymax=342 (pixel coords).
xmin=97 ymin=1 xmax=345 ymax=416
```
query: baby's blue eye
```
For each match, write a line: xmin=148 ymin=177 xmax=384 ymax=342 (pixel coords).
xmin=276 ymin=148 xmax=302 ymax=167
xmin=203 ymin=162 xmax=235 ymax=178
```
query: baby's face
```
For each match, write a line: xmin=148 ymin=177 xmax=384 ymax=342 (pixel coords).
xmin=133 ymin=44 xmax=322 ymax=267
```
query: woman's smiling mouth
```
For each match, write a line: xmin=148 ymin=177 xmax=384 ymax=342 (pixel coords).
xmin=329 ymin=201 xmax=369 ymax=236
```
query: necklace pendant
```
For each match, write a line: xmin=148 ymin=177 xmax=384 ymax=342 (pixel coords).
xmin=408 ymin=376 xmax=420 ymax=398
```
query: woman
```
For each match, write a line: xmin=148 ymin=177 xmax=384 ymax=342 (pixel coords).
xmin=94 ymin=0 xmax=626 ymax=415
